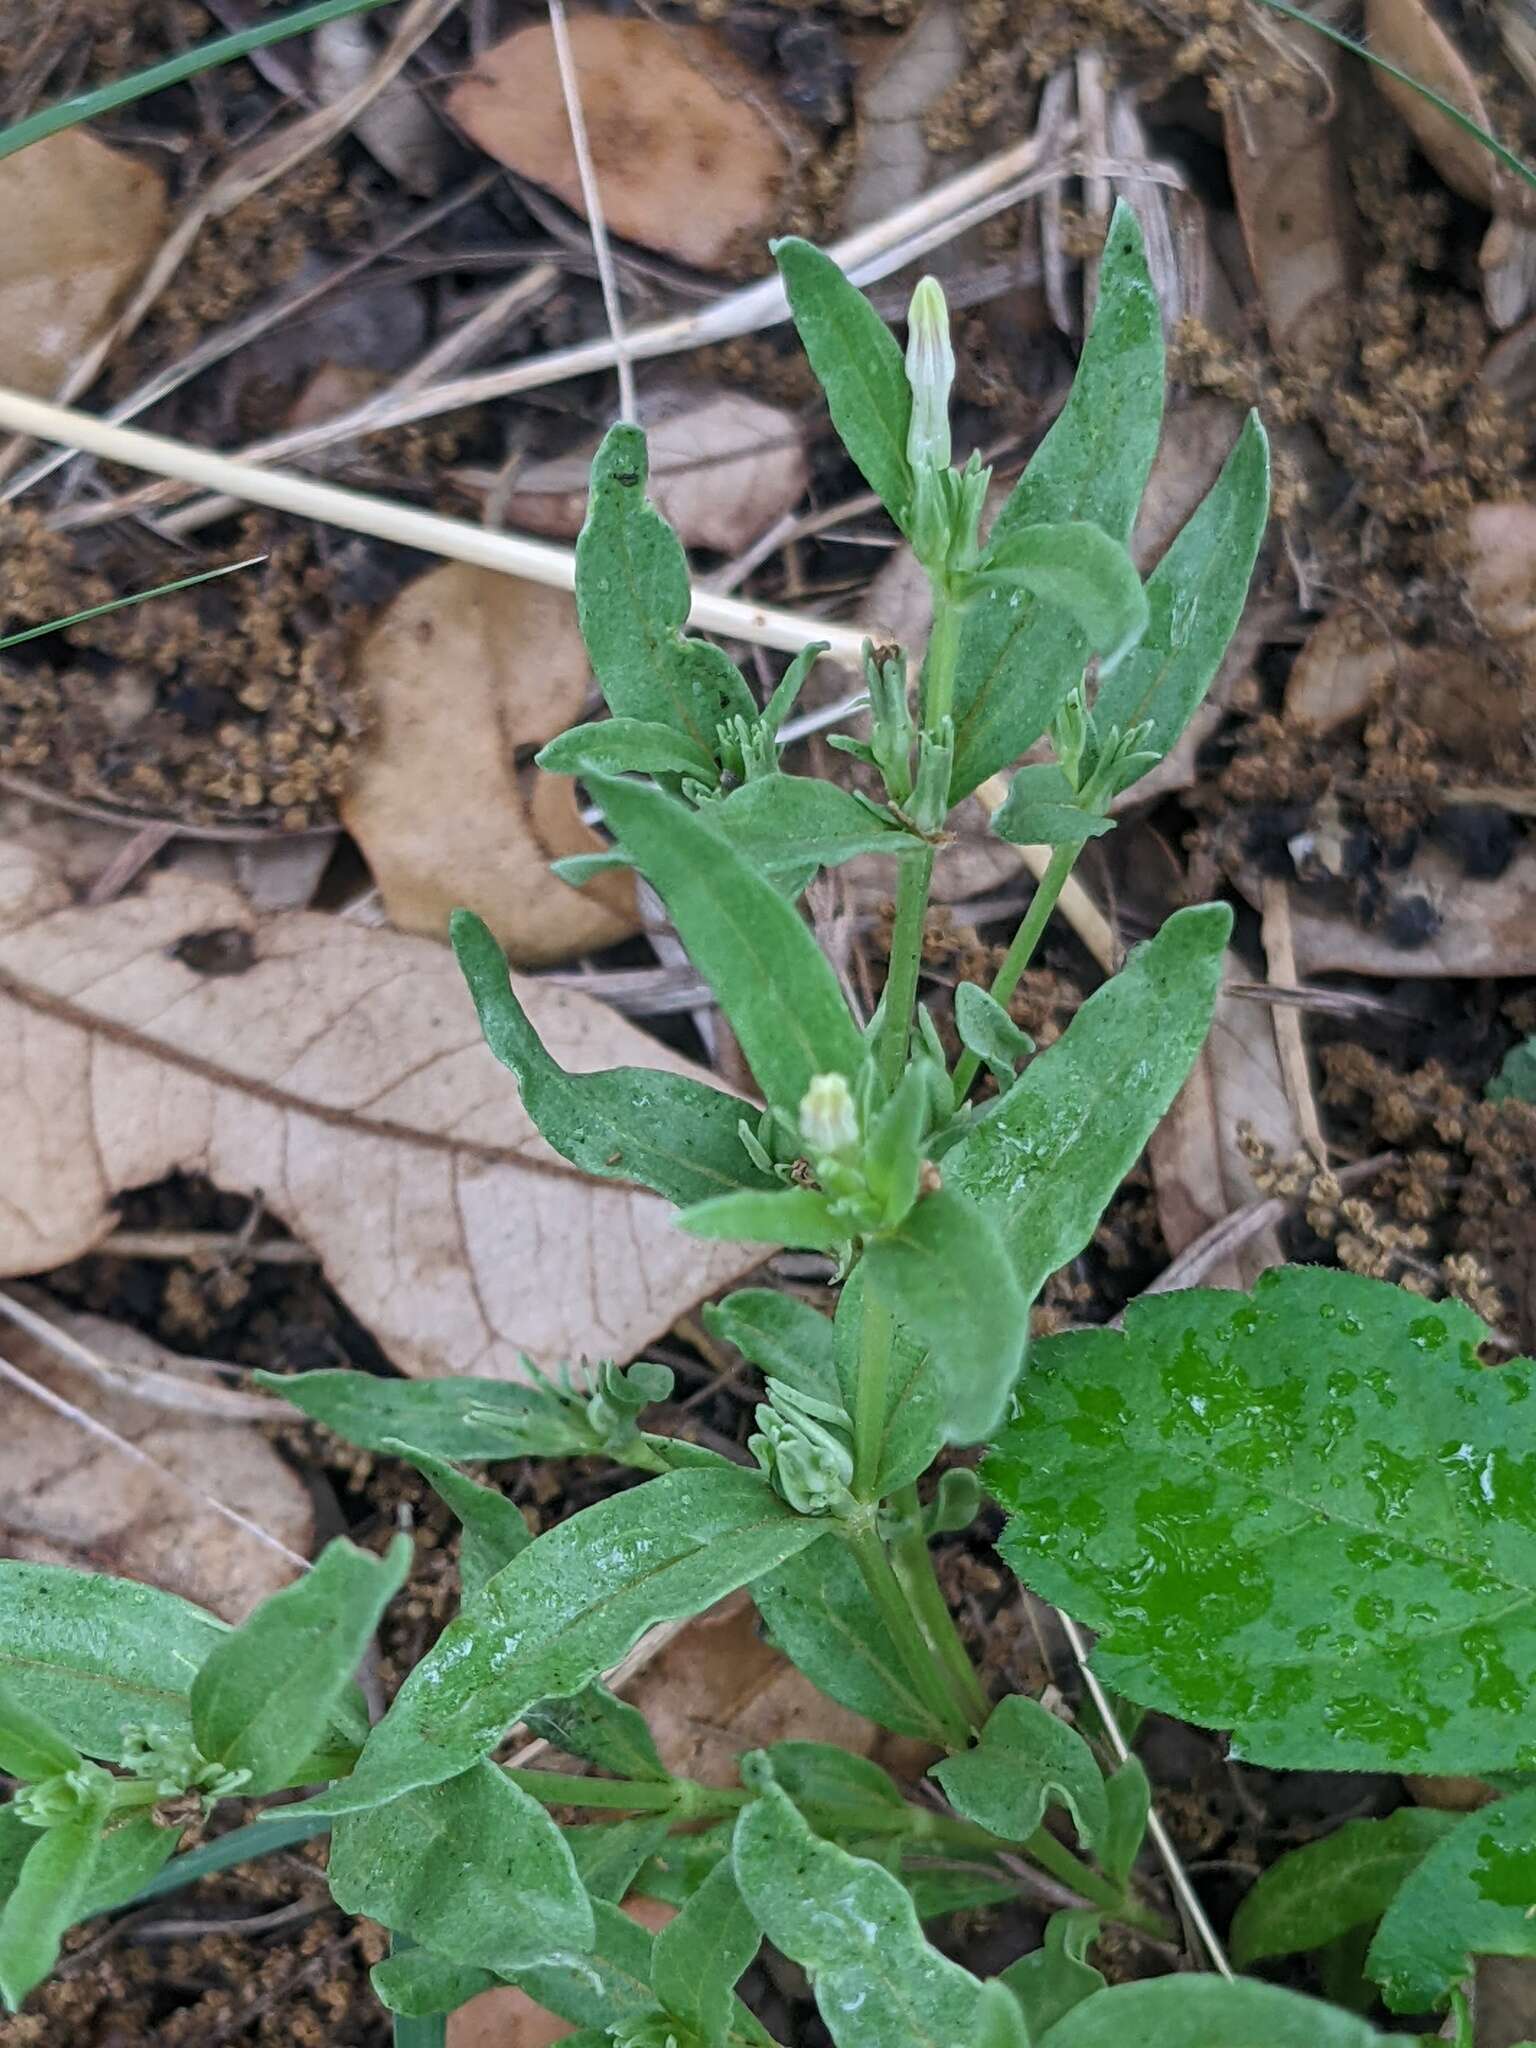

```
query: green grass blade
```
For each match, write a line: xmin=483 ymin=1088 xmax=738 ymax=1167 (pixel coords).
xmin=127 ymin=1809 xmax=330 ymax=1904
xmin=1254 ymin=0 xmax=1536 ymax=194
xmin=0 ymin=0 xmax=397 ymax=161
xmin=0 ymin=555 xmax=265 ymax=652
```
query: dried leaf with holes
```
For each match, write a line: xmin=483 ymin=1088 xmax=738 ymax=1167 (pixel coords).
xmin=500 ymin=393 xmax=808 ymax=554
xmin=0 ymin=844 xmax=759 ymax=1376
xmin=447 ymin=16 xmax=801 ymax=271
xmin=0 ymin=131 xmax=167 ymax=398
xmin=0 ymin=1309 xmax=311 ymax=1623
xmin=1147 ymin=964 xmax=1306 ymax=1289
xmin=342 ymin=565 xmax=639 ymax=967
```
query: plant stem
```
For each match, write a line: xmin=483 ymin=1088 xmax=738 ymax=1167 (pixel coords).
xmin=886 ymin=1487 xmax=990 ymax=1731
xmin=951 ymin=839 xmax=1080 ymax=1101
xmin=845 ymin=1522 xmax=973 ymax=1749
xmin=875 ymin=846 xmax=935 ymax=1093
xmin=851 ymin=1285 xmax=895 ymax=1502
xmin=919 ymin=583 xmax=963 ymax=732
xmin=1021 ymin=1825 xmax=1169 ymax=1937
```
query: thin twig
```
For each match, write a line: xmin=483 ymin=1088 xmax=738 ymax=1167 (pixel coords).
xmin=1261 ymin=877 xmax=1328 ymax=1165
xmin=1138 ymin=1153 xmax=1393 ymax=1297
xmin=94 ymin=1227 xmax=319 ymax=1266
xmin=547 ymin=0 xmax=635 ymax=421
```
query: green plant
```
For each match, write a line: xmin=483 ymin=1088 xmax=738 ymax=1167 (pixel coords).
xmin=1 ymin=207 xmax=1529 ymax=2048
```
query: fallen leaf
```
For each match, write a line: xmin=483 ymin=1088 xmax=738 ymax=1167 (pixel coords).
xmin=1282 ymin=846 xmax=1536 ymax=976
xmin=1284 ymin=609 xmax=1404 ymax=732
xmin=1133 ymin=397 xmax=1252 ymax=572
xmin=500 ymin=393 xmax=808 ymax=554
xmin=1465 ymin=499 xmax=1536 ymax=644
xmin=312 ymin=13 xmax=454 ymax=195
xmin=842 ymin=3 xmax=967 ymax=232
xmin=342 ymin=564 xmax=639 ymax=967
xmin=0 ymin=1308 xmax=311 ymax=1622
xmin=1147 ymin=965 xmax=1306 ymax=1287
xmin=0 ymin=844 xmax=759 ymax=1375
xmin=0 ymin=130 xmax=167 ymax=397
xmin=1479 ymin=211 xmax=1536 ymax=331
xmin=448 ymin=1898 xmax=676 ymax=2048
xmin=447 ymin=18 xmax=800 ymax=271
xmin=1365 ymin=0 xmax=1536 ymax=222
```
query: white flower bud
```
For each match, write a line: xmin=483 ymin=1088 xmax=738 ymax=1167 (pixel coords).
xmin=798 ymin=1073 xmax=860 ymax=1158
xmin=904 ymin=276 xmax=954 ymax=472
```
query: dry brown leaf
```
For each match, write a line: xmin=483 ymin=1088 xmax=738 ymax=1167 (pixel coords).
xmin=342 ymin=564 xmax=639 ymax=967
xmin=0 ymin=1314 xmax=311 ymax=1623
xmin=1133 ymin=397 xmax=1251 ymax=572
xmin=1465 ymin=499 xmax=1536 ymax=644
xmin=1284 ymin=608 xmax=1404 ymax=732
xmin=842 ymin=2 xmax=967 ymax=233
xmin=503 ymin=393 xmax=808 ymax=554
xmin=1147 ymin=967 xmax=1306 ymax=1288
xmin=0 ymin=130 xmax=167 ymax=398
xmin=311 ymin=14 xmax=454 ymax=196
xmin=1283 ymin=845 xmax=1536 ymax=977
xmin=0 ymin=843 xmax=759 ymax=1375
xmin=1365 ymin=0 xmax=1536 ymax=222
xmin=447 ymin=18 xmax=799 ymax=271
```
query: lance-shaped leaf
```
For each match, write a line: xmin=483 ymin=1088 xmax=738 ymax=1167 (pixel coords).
xmin=987 ymin=1267 xmax=1536 ymax=1776
xmin=1035 ymin=1975 xmax=1399 ymax=2046
xmin=954 ymin=983 xmax=1034 ymax=1087
xmin=773 ymin=237 xmax=913 ymax=531
xmin=713 ymin=776 xmax=917 ymax=885
xmin=764 ymin=1741 xmax=909 ymax=1838
xmin=704 ymin=1290 xmax=841 ymax=1409
xmin=679 ymin=1185 xmax=846 ymax=1250
xmin=507 ymin=1896 xmax=661 ymax=2035
xmin=387 ymin=1445 xmax=530 ymax=1602
xmin=565 ymin=1815 xmax=672 ymax=1902
xmin=732 ymin=1770 xmax=1004 ymax=2048
xmin=1232 ymin=1808 xmax=1461 ymax=1968
xmin=0 ymin=1774 xmax=109 ymax=2012
xmin=932 ymin=1695 xmax=1108 ymax=1849
xmin=1088 ymin=413 xmax=1270 ymax=776
xmin=652 ymin=1856 xmax=762 ymax=2046
xmin=370 ymin=1945 xmax=495 ymax=2019
xmin=576 ymin=424 xmax=754 ymax=753
xmin=453 ymin=909 xmax=777 ymax=1206
xmin=538 ymin=716 xmax=721 ymax=785
xmin=190 ymin=1536 xmax=410 ymax=1796
xmin=310 ymin=1467 xmax=824 ymax=1815
xmin=523 ymin=1687 xmax=670 ymax=1785
xmin=990 ymin=766 xmax=1114 ymax=853
xmin=861 ymin=1189 xmax=1027 ymax=1447
xmin=0 ymin=1685 xmax=82 ymax=1784
xmin=1099 ymin=1758 xmax=1150 ymax=1888
xmin=587 ymin=773 xmax=865 ymax=1110
xmin=1367 ymin=1788 xmax=1536 ymax=2013
xmin=330 ymin=1760 xmax=593 ymax=1978
xmin=974 ymin=524 xmax=1148 ymax=674
xmin=258 ymin=1366 xmax=596 ymax=1462
xmin=946 ymin=903 xmax=1230 ymax=1303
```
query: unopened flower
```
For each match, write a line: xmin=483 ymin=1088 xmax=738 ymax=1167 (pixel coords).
xmin=904 ymin=275 xmax=954 ymax=472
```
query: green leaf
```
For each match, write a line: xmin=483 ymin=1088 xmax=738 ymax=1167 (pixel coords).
xmin=862 ymin=1189 xmax=1027 ymax=1446
xmin=256 ymin=1366 xmax=593 ymax=1461
xmin=772 ymin=237 xmax=913 ymax=531
xmin=565 ymin=1816 xmax=671 ymax=1902
xmin=507 ymin=1895 xmax=660 ymax=2034
xmin=987 ymin=1267 xmax=1536 ymax=1775
xmin=0 ymin=1808 xmax=32 ymax=1908
xmin=575 ymin=423 xmax=752 ymax=753
xmin=1035 ymin=1975 xmax=1398 ymax=2046
xmin=1232 ymin=1808 xmax=1461 ymax=1968
xmin=932 ymin=1696 xmax=1108 ymax=1849
xmin=1367 ymin=1789 xmax=1536 ymax=2012
xmin=764 ymin=1741 xmax=908 ymax=1837
xmin=1001 ymin=1909 xmax=1104 ymax=2039
xmin=947 ymin=903 xmax=1230 ymax=1304
xmin=0 ymin=1562 xmax=223 ymax=1763
xmin=1089 ymin=412 xmax=1270 ymax=775
xmin=0 ymin=1684 xmax=82 ymax=1783
xmin=900 ymin=1863 xmax=1018 ymax=1920
xmin=0 ymin=1777 xmax=108 ymax=2011
xmin=977 ymin=1980 xmax=1032 ymax=2048
xmin=954 ymin=984 xmax=1034 ymax=1088
xmin=1488 ymin=1035 xmax=1536 ymax=1103
xmin=637 ymin=1821 xmax=734 ymax=1906
xmin=1099 ymin=1757 xmax=1150 ymax=1888
xmin=949 ymin=597 xmax=1090 ymax=807
xmin=313 ymin=1468 xmax=824 ymax=1815
xmin=974 ymin=524 xmax=1147 ymax=673
xmin=713 ymin=776 xmax=914 ymax=885
xmin=190 ymin=1535 xmax=410 ymax=1796
xmin=387 ymin=1446 xmax=530 ymax=1602
xmin=990 ymin=766 xmax=1113 ymax=852
xmin=79 ymin=1815 xmax=181 ymax=1918
xmin=678 ymin=1186 xmax=846 ymax=1250
xmin=537 ymin=716 xmax=721 ymax=785
xmin=129 ymin=1808 xmax=331 ymax=1904
xmin=704 ymin=1291 xmax=841 ymax=1409
xmin=652 ymin=1856 xmax=761 ymax=2046
xmin=453 ymin=909 xmax=777 ymax=1206
xmin=371 ymin=1946 xmax=495 ymax=2019
xmin=753 ymin=1536 xmax=949 ymax=1744
xmin=524 ymin=1687 xmax=670 ymax=1785
xmin=833 ymin=1268 xmax=942 ymax=1497
xmin=732 ymin=1771 xmax=1000 ymax=2048
xmin=329 ymin=1760 xmax=594 ymax=1976
xmin=586 ymin=774 xmax=865 ymax=1112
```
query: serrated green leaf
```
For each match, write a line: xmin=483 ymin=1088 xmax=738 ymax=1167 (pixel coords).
xmin=1001 ymin=1909 xmax=1103 ymax=2039
xmin=753 ymin=1536 xmax=949 ymax=1744
xmin=678 ymin=1186 xmax=846 ymax=1250
xmin=586 ymin=774 xmax=865 ymax=1113
xmin=576 ymin=424 xmax=753 ymax=753
xmin=0 ymin=1684 xmax=82 ymax=1783
xmin=947 ymin=903 xmax=1230 ymax=1303
xmin=452 ymin=909 xmax=777 ymax=1205
xmin=1367 ymin=1788 xmax=1536 ymax=2012
xmin=387 ymin=1445 xmax=530 ymax=1602
xmin=370 ymin=1946 xmax=496 ymax=2019
xmin=713 ymin=776 xmax=914 ymax=884
xmin=833 ymin=1267 xmax=942 ymax=1497
xmin=954 ymin=982 xmax=1033 ymax=1087
xmin=330 ymin=1760 xmax=593 ymax=1976
xmin=732 ymin=1773 xmax=999 ymax=2048
xmin=773 ymin=237 xmax=913 ymax=531
xmin=704 ymin=1291 xmax=841 ymax=1409
xmin=1099 ymin=1757 xmax=1150 ymax=1888
xmin=524 ymin=1686 xmax=670 ymax=1785
xmin=190 ymin=1535 xmax=410 ymax=1795
xmin=312 ymin=1468 xmax=824 ymax=1815
xmin=988 ymin=1267 xmax=1536 ymax=1775
xmin=764 ymin=1741 xmax=908 ymax=1837
xmin=932 ymin=1696 xmax=1108 ymax=1849
xmin=653 ymin=1856 xmax=761 ymax=2046
xmin=0 ymin=1775 xmax=109 ymax=2011
xmin=256 ymin=1366 xmax=593 ymax=1462
xmin=862 ymin=1189 xmax=1027 ymax=1446
xmin=1089 ymin=412 xmax=1270 ymax=775
xmin=1036 ymin=1975 xmax=1399 ymax=2046
xmin=1232 ymin=1807 xmax=1460 ymax=1968
xmin=537 ymin=716 xmax=721 ymax=785
xmin=974 ymin=524 xmax=1148 ymax=673
xmin=565 ymin=1816 xmax=671 ymax=1903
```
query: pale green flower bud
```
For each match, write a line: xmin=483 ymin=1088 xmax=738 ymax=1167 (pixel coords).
xmin=798 ymin=1073 xmax=860 ymax=1158
xmin=904 ymin=276 xmax=954 ymax=472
